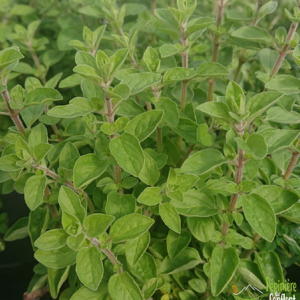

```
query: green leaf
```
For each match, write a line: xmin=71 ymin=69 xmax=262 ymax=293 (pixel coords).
xmin=76 ymin=247 xmax=104 ymax=291
xmin=260 ymin=129 xmax=299 ymax=153
xmin=0 ymin=48 xmax=24 ymax=71
xmin=231 ymin=26 xmax=272 ymax=44
xmin=235 ymin=134 xmax=268 ymax=159
xmin=73 ymin=65 xmax=102 ymax=85
xmin=24 ymin=88 xmax=62 ymax=105
xmin=196 ymin=102 xmax=232 ymax=121
xmin=34 ymin=246 xmax=77 ymax=268
xmin=160 ymin=248 xmax=201 ymax=274
xmin=34 ymin=229 xmax=68 ymax=250
xmin=242 ymin=194 xmax=276 ymax=242
xmin=121 ymin=73 xmax=162 ymax=94
xmin=125 ymin=231 xmax=150 ymax=266
xmin=138 ymin=151 xmax=160 ymax=186
xmin=159 ymin=44 xmax=181 ymax=58
xmin=197 ymin=62 xmax=229 ymax=77
xmin=125 ymin=110 xmax=164 ymax=142
xmin=187 ymin=217 xmax=214 ymax=242
xmin=4 ymin=217 xmax=28 ymax=241
xmin=33 ymin=143 xmax=53 ymax=162
xmin=186 ymin=17 xmax=214 ymax=36
xmin=211 ymin=245 xmax=239 ymax=296
xmin=246 ymin=91 xmax=283 ymax=122
xmin=0 ymin=154 xmax=21 ymax=171
xmin=281 ymin=203 xmax=300 ymax=223
xmin=163 ymin=67 xmax=196 ymax=82
xmin=10 ymin=4 xmax=35 ymax=15
xmin=107 ymin=49 xmax=129 ymax=80
xmin=109 ymin=133 xmax=144 ymax=177
xmin=24 ymin=175 xmax=47 ymax=211
xmin=167 ymin=230 xmax=191 ymax=259
xmin=159 ymin=202 xmax=181 ymax=234
xmin=110 ymin=213 xmax=154 ymax=243
xmin=58 ymin=186 xmax=86 ymax=223
xmin=252 ymin=186 xmax=298 ymax=214
xmin=266 ymin=106 xmax=300 ymax=124
xmin=255 ymin=251 xmax=284 ymax=283
xmin=265 ymin=75 xmax=300 ymax=94
xmin=156 ymin=97 xmax=179 ymax=127
xmin=48 ymin=97 xmax=94 ymax=118
xmin=197 ymin=123 xmax=213 ymax=146
xmin=59 ymin=74 xmax=82 ymax=88
xmin=28 ymin=124 xmax=48 ymax=149
xmin=172 ymin=190 xmax=218 ymax=217
xmin=188 ymin=278 xmax=207 ymax=294
xmin=106 ymin=192 xmax=136 ymax=219
xmin=73 ymin=154 xmax=108 ymax=189
xmin=108 ymin=272 xmax=143 ymax=300
xmin=48 ymin=267 xmax=69 ymax=299
xmin=181 ymin=149 xmax=227 ymax=175
xmin=83 ymin=213 xmax=115 ymax=238
xmin=137 ymin=187 xmax=162 ymax=206
xmin=170 ymin=117 xmax=198 ymax=143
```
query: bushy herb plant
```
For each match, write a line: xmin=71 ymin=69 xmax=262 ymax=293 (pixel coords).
xmin=0 ymin=0 xmax=300 ymax=299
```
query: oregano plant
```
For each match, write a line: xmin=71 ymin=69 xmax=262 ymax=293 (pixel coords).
xmin=0 ymin=0 xmax=300 ymax=299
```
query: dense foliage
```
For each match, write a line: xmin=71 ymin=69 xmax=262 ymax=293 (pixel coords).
xmin=0 ymin=0 xmax=300 ymax=299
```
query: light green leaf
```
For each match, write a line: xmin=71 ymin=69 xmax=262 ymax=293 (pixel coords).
xmin=159 ymin=44 xmax=181 ymax=58
xmin=24 ymin=88 xmax=62 ymax=105
xmin=109 ymin=133 xmax=144 ymax=177
xmin=160 ymin=248 xmax=201 ymax=274
xmin=246 ymin=91 xmax=283 ymax=122
xmin=125 ymin=110 xmax=164 ymax=142
xmin=211 ymin=245 xmax=239 ymax=296
xmin=255 ymin=251 xmax=284 ymax=283
xmin=73 ymin=154 xmax=108 ymax=189
xmin=0 ymin=154 xmax=21 ymax=171
xmin=235 ymin=134 xmax=267 ymax=159
xmin=138 ymin=151 xmax=160 ymax=186
xmin=163 ymin=67 xmax=196 ymax=82
xmin=167 ymin=230 xmax=191 ymax=259
xmin=242 ymin=194 xmax=276 ymax=242
xmin=83 ymin=213 xmax=115 ymax=238
xmin=48 ymin=267 xmax=70 ymax=299
xmin=106 ymin=192 xmax=136 ymax=219
xmin=266 ymin=106 xmax=300 ymax=124
xmin=265 ymin=75 xmax=300 ymax=94
xmin=76 ymin=247 xmax=104 ymax=291
xmin=48 ymin=97 xmax=94 ymax=118
xmin=34 ymin=246 xmax=77 ymax=268
xmin=172 ymin=190 xmax=218 ymax=217
xmin=0 ymin=48 xmax=24 ymax=71
xmin=252 ymin=186 xmax=298 ymax=214
xmin=58 ymin=186 xmax=86 ymax=223
xmin=24 ymin=175 xmax=47 ymax=211
xmin=196 ymin=102 xmax=232 ymax=121
xmin=281 ymin=203 xmax=300 ymax=223
xmin=4 ymin=217 xmax=28 ymax=241
xmin=187 ymin=217 xmax=214 ymax=242
xmin=108 ymin=272 xmax=143 ymax=300
xmin=159 ymin=202 xmax=181 ymax=234
xmin=125 ymin=231 xmax=150 ymax=266
xmin=137 ymin=187 xmax=162 ymax=206
xmin=181 ymin=149 xmax=227 ymax=175
xmin=197 ymin=62 xmax=229 ymax=77
xmin=110 ymin=213 xmax=154 ymax=243
xmin=34 ymin=229 xmax=68 ymax=250
xmin=28 ymin=124 xmax=48 ymax=149
xmin=121 ymin=73 xmax=162 ymax=94
xmin=231 ymin=26 xmax=272 ymax=44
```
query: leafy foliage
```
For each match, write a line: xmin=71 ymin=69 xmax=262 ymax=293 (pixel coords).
xmin=0 ymin=0 xmax=300 ymax=299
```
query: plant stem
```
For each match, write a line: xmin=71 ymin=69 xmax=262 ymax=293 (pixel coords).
xmin=45 ymin=104 xmax=62 ymax=141
xmin=241 ymin=233 xmax=261 ymax=259
xmin=35 ymin=164 xmax=95 ymax=212
xmin=153 ymin=87 xmax=162 ymax=153
xmin=28 ymin=44 xmax=46 ymax=85
xmin=1 ymin=90 xmax=26 ymax=136
xmin=252 ymin=0 xmax=264 ymax=26
xmin=170 ymin=0 xmax=175 ymax=8
xmin=207 ymin=0 xmax=225 ymax=102
xmin=221 ymin=147 xmax=244 ymax=239
xmin=105 ymin=94 xmax=123 ymax=192
xmin=179 ymin=143 xmax=195 ymax=166
xmin=91 ymin=238 xmax=123 ymax=274
xmin=44 ymin=186 xmax=60 ymax=219
xmin=284 ymin=147 xmax=300 ymax=181
xmin=233 ymin=59 xmax=244 ymax=82
xmin=23 ymin=286 xmax=48 ymax=300
xmin=270 ymin=22 xmax=298 ymax=78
